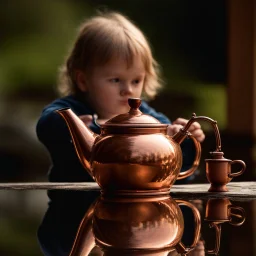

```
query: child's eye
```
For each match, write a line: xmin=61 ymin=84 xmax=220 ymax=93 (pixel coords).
xmin=109 ymin=78 xmax=120 ymax=83
xmin=132 ymin=79 xmax=140 ymax=84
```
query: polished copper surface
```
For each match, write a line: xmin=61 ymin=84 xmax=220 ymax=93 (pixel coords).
xmin=56 ymin=98 xmax=202 ymax=193
xmin=70 ymin=195 xmax=201 ymax=256
xmin=204 ymin=198 xmax=246 ymax=255
xmin=205 ymin=152 xmax=246 ymax=192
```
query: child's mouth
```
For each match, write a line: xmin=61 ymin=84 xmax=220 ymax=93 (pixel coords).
xmin=120 ymin=100 xmax=128 ymax=105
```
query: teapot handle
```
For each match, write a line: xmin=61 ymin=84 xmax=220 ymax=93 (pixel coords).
xmin=177 ymin=134 xmax=201 ymax=180
xmin=175 ymin=200 xmax=201 ymax=255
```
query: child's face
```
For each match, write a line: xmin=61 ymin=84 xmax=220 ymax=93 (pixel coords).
xmin=84 ymin=56 xmax=145 ymax=119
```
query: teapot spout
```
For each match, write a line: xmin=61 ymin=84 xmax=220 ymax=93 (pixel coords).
xmin=171 ymin=114 xmax=200 ymax=145
xmin=56 ymin=108 xmax=98 ymax=178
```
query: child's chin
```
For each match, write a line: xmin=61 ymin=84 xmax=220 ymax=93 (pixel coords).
xmin=120 ymin=106 xmax=130 ymax=114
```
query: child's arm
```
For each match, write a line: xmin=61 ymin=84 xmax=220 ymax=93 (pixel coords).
xmin=36 ymin=100 xmax=94 ymax=182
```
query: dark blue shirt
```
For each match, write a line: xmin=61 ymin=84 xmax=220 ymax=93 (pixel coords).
xmin=36 ymin=94 xmax=196 ymax=182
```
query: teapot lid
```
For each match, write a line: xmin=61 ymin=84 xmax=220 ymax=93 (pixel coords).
xmin=102 ymin=98 xmax=166 ymax=128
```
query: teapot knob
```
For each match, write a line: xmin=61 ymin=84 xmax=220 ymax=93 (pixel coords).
xmin=128 ymin=98 xmax=142 ymax=109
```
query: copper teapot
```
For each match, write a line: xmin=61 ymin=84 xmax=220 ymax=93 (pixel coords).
xmin=70 ymin=195 xmax=201 ymax=256
xmin=57 ymin=98 xmax=204 ymax=194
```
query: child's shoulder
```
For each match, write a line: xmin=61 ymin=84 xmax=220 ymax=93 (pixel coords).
xmin=42 ymin=95 xmax=79 ymax=113
xmin=41 ymin=95 xmax=93 ymax=116
xmin=36 ymin=95 xmax=93 ymax=137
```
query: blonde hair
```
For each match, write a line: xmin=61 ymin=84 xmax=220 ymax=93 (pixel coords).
xmin=57 ymin=12 xmax=163 ymax=100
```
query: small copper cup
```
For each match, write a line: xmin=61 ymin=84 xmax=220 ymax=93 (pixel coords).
xmin=205 ymin=152 xmax=246 ymax=192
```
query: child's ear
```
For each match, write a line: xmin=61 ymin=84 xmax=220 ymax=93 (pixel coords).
xmin=75 ymin=70 xmax=88 ymax=92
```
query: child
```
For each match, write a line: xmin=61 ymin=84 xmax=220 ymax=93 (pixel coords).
xmin=36 ymin=11 xmax=205 ymax=182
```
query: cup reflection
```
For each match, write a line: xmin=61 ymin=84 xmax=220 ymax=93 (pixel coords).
xmin=204 ymin=198 xmax=246 ymax=255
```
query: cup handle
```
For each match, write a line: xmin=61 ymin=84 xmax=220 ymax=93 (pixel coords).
xmin=177 ymin=134 xmax=202 ymax=180
xmin=228 ymin=160 xmax=246 ymax=178
xmin=229 ymin=205 xmax=246 ymax=226
xmin=206 ymin=222 xmax=222 ymax=255
xmin=175 ymin=200 xmax=201 ymax=255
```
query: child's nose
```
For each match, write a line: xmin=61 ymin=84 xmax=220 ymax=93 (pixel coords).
xmin=120 ymin=82 xmax=132 ymax=96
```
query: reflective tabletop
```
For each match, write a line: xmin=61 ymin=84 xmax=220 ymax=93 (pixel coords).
xmin=0 ymin=182 xmax=255 ymax=256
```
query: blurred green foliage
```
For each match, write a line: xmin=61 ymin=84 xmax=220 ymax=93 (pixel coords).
xmin=0 ymin=0 xmax=94 ymax=93
xmin=171 ymin=82 xmax=226 ymax=128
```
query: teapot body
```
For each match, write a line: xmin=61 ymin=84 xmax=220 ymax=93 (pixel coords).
xmin=91 ymin=132 xmax=182 ymax=193
xmin=56 ymin=98 xmax=201 ymax=194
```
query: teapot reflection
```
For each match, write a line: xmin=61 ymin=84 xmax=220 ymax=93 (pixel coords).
xmin=37 ymin=192 xmax=247 ymax=256
xmin=37 ymin=191 xmax=201 ymax=256
xmin=70 ymin=195 xmax=201 ymax=256
xmin=204 ymin=198 xmax=246 ymax=255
